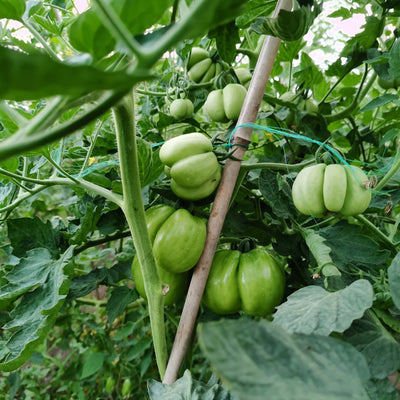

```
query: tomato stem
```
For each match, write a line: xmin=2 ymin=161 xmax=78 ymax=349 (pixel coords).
xmin=112 ymin=91 xmax=167 ymax=379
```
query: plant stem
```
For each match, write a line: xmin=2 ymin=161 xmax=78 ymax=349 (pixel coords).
xmin=355 ymin=214 xmax=398 ymax=252
xmin=240 ymin=158 xmax=315 ymax=172
xmin=374 ymin=149 xmax=400 ymax=192
xmin=0 ymin=90 xmax=127 ymax=164
xmin=22 ymin=19 xmax=60 ymax=61
xmin=91 ymin=0 xmax=144 ymax=60
xmin=112 ymin=91 xmax=167 ymax=379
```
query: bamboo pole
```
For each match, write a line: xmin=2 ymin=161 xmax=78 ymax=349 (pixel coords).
xmin=162 ymin=0 xmax=293 ymax=385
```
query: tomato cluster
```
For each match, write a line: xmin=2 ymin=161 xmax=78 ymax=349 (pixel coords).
xmin=292 ymin=163 xmax=372 ymax=217
xmin=132 ymin=205 xmax=206 ymax=305
xmin=203 ymin=248 xmax=285 ymax=317
xmin=159 ymin=132 xmax=221 ymax=201
xmin=187 ymin=47 xmax=221 ymax=83
xmin=204 ymin=83 xmax=247 ymax=122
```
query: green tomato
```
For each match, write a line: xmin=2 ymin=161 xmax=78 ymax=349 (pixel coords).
xmin=159 ymin=132 xmax=213 ymax=167
xmin=203 ymin=248 xmax=285 ymax=317
xmin=105 ymin=377 xmax=116 ymax=394
xmin=170 ymin=152 xmax=221 ymax=188
xmin=187 ymin=47 xmax=210 ymax=69
xmin=131 ymin=205 xmax=193 ymax=305
xmin=377 ymin=77 xmax=400 ymax=90
xmin=204 ymin=89 xmax=227 ymax=122
xmin=223 ymin=84 xmax=247 ymax=120
xmin=169 ymin=98 xmax=194 ymax=120
xmin=234 ymin=68 xmax=252 ymax=89
xmin=170 ymin=167 xmax=221 ymax=201
xmin=132 ymin=254 xmax=189 ymax=306
xmin=153 ymin=209 xmax=207 ymax=273
xmin=204 ymin=83 xmax=247 ymax=122
xmin=292 ymin=163 xmax=371 ymax=217
xmin=121 ymin=378 xmax=132 ymax=397
xmin=188 ymin=57 xmax=212 ymax=82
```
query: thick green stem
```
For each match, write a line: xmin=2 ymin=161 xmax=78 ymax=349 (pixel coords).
xmin=355 ymin=214 xmax=398 ymax=252
xmin=112 ymin=92 xmax=167 ymax=379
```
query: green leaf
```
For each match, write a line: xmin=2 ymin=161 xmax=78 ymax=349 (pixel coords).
xmin=148 ymin=370 xmax=235 ymax=400
xmin=0 ymin=246 xmax=73 ymax=372
xmin=198 ymin=318 xmax=370 ymax=400
xmin=80 ymin=352 xmax=104 ymax=379
xmin=365 ymin=378 xmax=399 ymax=400
xmin=236 ymin=0 xmax=276 ymax=28
xmin=389 ymin=39 xmax=400 ymax=79
xmin=258 ymin=170 xmax=296 ymax=218
xmin=106 ymin=286 xmax=138 ymax=324
xmin=360 ymin=94 xmax=399 ymax=112
xmin=327 ymin=7 xmax=352 ymax=19
xmin=0 ymin=46 xmax=150 ymax=100
xmin=137 ymin=139 xmax=164 ymax=188
xmin=209 ymin=21 xmax=240 ymax=64
xmin=0 ymin=0 xmax=26 ymax=20
xmin=388 ymin=251 xmax=400 ymax=309
xmin=0 ymin=248 xmax=52 ymax=306
xmin=273 ymin=279 xmax=374 ymax=335
xmin=125 ymin=336 xmax=153 ymax=361
xmin=251 ymin=1 xmax=321 ymax=41
xmin=68 ymin=0 xmax=173 ymax=58
xmin=344 ymin=311 xmax=400 ymax=379
xmin=7 ymin=217 xmax=63 ymax=258
xmin=320 ymin=221 xmax=391 ymax=271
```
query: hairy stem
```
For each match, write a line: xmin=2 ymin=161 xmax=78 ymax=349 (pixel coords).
xmin=112 ymin=92 xmax=167 ymax=379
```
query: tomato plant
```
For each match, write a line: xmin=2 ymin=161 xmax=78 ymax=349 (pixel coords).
xmin=1 ymin=0 xmax=400 ymax=399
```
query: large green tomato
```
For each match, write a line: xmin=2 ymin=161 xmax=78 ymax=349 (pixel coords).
xmin=169 ymin=98 xmax=194 ymax=120
xmin=292 ymin=163 xmax=371 ymax=217
xmin=203 ymin=248 xmax=285 ymax=317
xmin=159 ymin=132 xmax=213 ymax=167
xmin=204 ymin=83 xmax=247 ymax=122
xmin=131 ymin=205 xmax=201 ymax=305
xmin=153 ymin=208 xmax=207 ymax=273
xmin=234 ymin=68 xmax=252 ymax=89
xmin=159 ymin=133 xmax=222 ymax=200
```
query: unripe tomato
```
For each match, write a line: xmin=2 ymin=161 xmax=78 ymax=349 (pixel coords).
xmin=132 ymin=255 xmax=189 ymax=305
xmin=377 ymin=76 xmax=400 ymax=90
xmin=292 ymin=163 xmax=371 ymax=217
xmin=170 ymin=152 xmax=220 ymax=188
xmin=188 ymin=57 xmax=213 ymax=82
xmin=105 ymin=377 xmax=116 ymax=394
xmin=187 ymin=47 xmax=210 ymax=68
xmin=153 ymin=209 xmax=207 ymax=273
xmin=121 ymin=378 xmax=132 ymax=397
xmin=204 ymin=83 xmax=247 ymax=122
xmin=187 ymin=47 xmax=220 ymax=83
xmin=203 ymin=248 xmax=285 ymax=317
xmin=159 ymin=133 xmax=222 ymax=201
xmin=170 ymin=167 xmax=221 ymax=201
xmin=131 ymin=205 xmax=198 ymax=305
xmin=234 ymin=68 xmax=252 ymax=89
xmin=169 ymin=98 xmax=194 ymax=120
xmin=159 ymin=132 xmax=213 ymax=167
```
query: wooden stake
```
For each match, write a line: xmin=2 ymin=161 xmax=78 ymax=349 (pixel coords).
xmin=162 ymin=0 xmax=293 ymax=385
